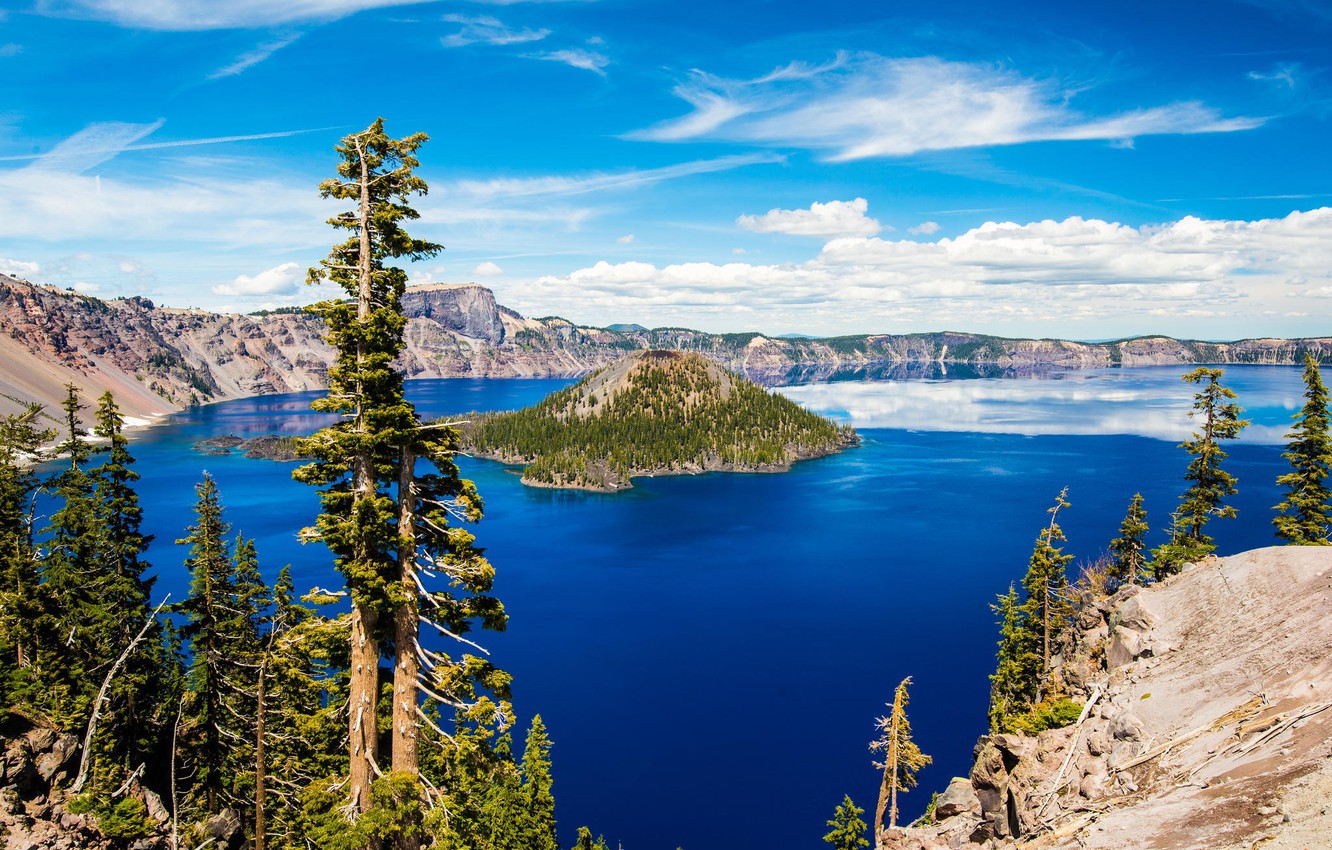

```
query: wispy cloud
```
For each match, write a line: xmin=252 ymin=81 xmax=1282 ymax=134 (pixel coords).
xmin=1 ymin=122 xmax=342 ymax=169
xmin=208 ymin=34 xmax=302 ymax=79
xmin=0 ymin=44 xmax=21 ymax=58
xmin=37 ymin=0 xmax=454 ymax=30
xmin=738 ymin=198 xmax=882 ymax=239
xmin=629 ymin=53 xmax=1263 ymax=160
xmin=447 ymin=152 xmax=783 ymax=200
xmin=515 ymin=208 xmax=1332 ymax=336
xmin=441 ymin=14 xmax=549 ymax=47
xmin=529 ymin=48 xmax=609 ymax=75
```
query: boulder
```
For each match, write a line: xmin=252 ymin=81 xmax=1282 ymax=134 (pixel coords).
xmin=933 ymin=777 xmax=982 ymax=820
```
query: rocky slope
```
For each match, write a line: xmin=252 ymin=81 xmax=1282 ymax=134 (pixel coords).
xmin=2 ymin=274 xmax=1329 ymax=425
xmin=889 ymin=545 xmax=1332 ymax=850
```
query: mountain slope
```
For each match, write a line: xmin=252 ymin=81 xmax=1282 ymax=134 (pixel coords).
xmin=457 ymin=350 xmax=859 ymax=490
xmin=893 ymin=545 xmax=1332 ymax=850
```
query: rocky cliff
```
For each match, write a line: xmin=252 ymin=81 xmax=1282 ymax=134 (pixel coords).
xmin=889 ymin=546 xmax=1332 ymax=850
xmin=2 ymin=274 xmax=1329 ymax=424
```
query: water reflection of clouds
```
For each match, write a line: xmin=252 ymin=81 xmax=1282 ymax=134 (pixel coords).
xmin=778 ymin=370 xmax=1296 ymax=444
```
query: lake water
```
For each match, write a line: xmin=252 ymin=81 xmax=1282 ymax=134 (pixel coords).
xmin=75 ymin=365 xmax=1308 ymax=849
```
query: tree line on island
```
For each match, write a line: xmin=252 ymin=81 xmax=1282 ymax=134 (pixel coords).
xmin=821 ymin=357 xmax=1330 ymax=850
xmin=0 ymin=121 xmax=615 ymax=850
xmin=455 ymin=348 xmax=859 ymax=491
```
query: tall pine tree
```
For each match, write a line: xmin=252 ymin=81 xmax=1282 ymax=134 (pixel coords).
xmin=1273 ymin=355 xmax=1331 ymax=544
xmin=824 ymin=795 xmax=869 ymax=850
xmin=295 ymin=118 xmax=508 ymax=844
xmin=0 ymin=403 xmax=52 ymax=702
xmin=1155 ymin=368 xmax=1248 ymax=575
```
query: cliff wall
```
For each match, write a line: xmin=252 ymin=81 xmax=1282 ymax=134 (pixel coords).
xmin=891 ymin=546 xmax=1332 ymax=850
xmin=2 ymin=274 xmax=1329 ymax=422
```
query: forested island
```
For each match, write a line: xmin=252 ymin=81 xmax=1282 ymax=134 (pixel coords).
xmin=454 ymin=349 xmax=859 ymax=491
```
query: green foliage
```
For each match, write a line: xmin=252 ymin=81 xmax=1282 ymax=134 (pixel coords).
xmin=1106 ymin=493 xmax=1149 ymax=589
xmin=521 ymin=715 xmax=558 ymax=850
xmin=989 ymin=490 xmax=1075 ymax=732
xmin=823 ymin=795 xmax=869 ymax=850
xmin=67 ymin=794 xmax=155 ymax=840
xmin=571 ymin=826 xmax=611 ymax=850
xmin=1153 ymin=368 xmax=1248 ymax=576
xmin=461 ymin=351 xmax=856 ymax=489
xmin=1005 ymin=697 xmax=1083 ymax=735
xmin=1273 ymin=354 xmax=1331 ymax=544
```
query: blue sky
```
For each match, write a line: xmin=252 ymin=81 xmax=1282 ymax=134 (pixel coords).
xmin=2 ymin=0 xmax=1331 ymax=338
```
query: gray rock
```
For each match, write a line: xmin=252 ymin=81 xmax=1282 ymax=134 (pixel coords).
xmin=1111 ymin=595 xmax=1156 ymax=632
xmin=1110 ymin=710 xmax=1147 ymax=742
xmin=934 ymin=777 xmax=982 ymax=820
xmin=34 ymin=735 xmax=78 ymax=784
xmin=1107 ymin=626 xmax=1141 ymax=667
xmin=205 ymin=808 xmax=244 ymax=850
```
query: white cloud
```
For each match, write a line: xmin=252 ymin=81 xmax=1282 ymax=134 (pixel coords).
xmin=530 ymin=48 xmax=609 ymax=75
xmin=617 ymin=234 xmax=635 ymax=244
xmin=72 ymin=280 xmax=101 ymax=293
xmin=0 ymin=44 xmax=21 ymax=58
xmin=0 ymin=122 xmax=334 ymax=167
xmin=630 ymin=53 xmax=1263 ymax=160
xmin=737 ymin=198 xmax=882 ymax=238
xmin=0 ymin=257 xmax=40 ymax=278
xmin=473 ymin=261 xmax=504 ymax=276
xmin=38 ymin=0 xmax=454 ymax=30
xmin=512 ymin=208 xmax=1332 ymax=337
xmin=208 ymin=34 xmax=302 ymax=79
xmin=909 ymin=221 xmax=940 ymax=236
xmin=213 ymin=262 xmax=304 ymax=296
xmin=441 ymin=14 xmax=549 ymax=47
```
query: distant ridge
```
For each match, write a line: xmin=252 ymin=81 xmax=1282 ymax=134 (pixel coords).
xmin=1 ymin=273 xmax=1329 ymax=422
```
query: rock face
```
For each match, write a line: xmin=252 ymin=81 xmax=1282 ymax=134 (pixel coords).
xmin=885 ymin=546 xmax=1332 ymax=850
xmin=0 ymin=713 xmax=170 ymax=850
xmin=3 ymin=273 xmax=1330 ymax=424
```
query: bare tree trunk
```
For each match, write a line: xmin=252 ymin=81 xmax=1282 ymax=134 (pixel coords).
xmin=349 ymin=606 xmax=380 ymax=815
xmin=888 ymin=691 xmax=902 ymax=829
xmin=72 ymin=596 xmax=169 ymax=793
xmin=392 ymin=446 xmax=421 ymax=850
xmin=347 ymin=130 xmax=381 ymax=822
xmin=254 ymin=641 xmax=271 ymax=850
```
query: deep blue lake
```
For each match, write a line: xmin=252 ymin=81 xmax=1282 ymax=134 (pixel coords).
xmin=71 ymin=365 xmax=1307 ymax=849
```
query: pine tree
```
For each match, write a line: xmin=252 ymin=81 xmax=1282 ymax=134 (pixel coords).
xmin=1273 ymin=355 xmax=1331 ymax=544
xmin=823 ymin=795 xmax=869 ymax=850
xmin=987 ymin=583 xmax=1036 ymax=733
xmin=1020 ymin=488 xmax=1074 ymax=698
xmin=34 ymin=385 xmax=102 ymax=728
xmin=1106 ymin=493 xmax=1149 ymax=589
xmin=521 ymin=715 xmax=558 ymax=850
xmin=0 ymin=403 xmax=53 ymax=703
xmin=295 ymin=118 xmax=508 ymax=844
xmin=871 ymin=677 xmax=931 ymax=845
xmin=175 ymin=476 xmax=268 ymax=820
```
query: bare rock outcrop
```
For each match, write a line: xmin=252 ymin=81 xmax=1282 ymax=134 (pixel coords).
xmin=886 ymin=546 xmax=1332 ymax=850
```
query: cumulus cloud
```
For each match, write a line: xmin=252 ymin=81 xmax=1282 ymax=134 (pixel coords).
xmin=530 ymin=48 xmax=609 ymax=75
xmin=512 ymin=208 xmax=1332 ymax=337
xmin=909 ymin=221 xmax=940 ymax=236
xmin=738 ymin=198 xmax=882 ymax=238
xmin=38 ymin=0 xmax=453 ymax=30
xmin=473 ymin=261 xmax=504 ymax=276
xmin=213 ymin=262 xmax=304 ymax=296
xmin=0 ymin=257 xmax=40 ymax=278
xmin=630 ymin=53 xmax=1262 ymax=160
xmin=441 ymin=14 xmax=549 ymax=47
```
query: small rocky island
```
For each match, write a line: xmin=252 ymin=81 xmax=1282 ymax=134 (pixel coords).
xmin=455 ymin=349 xmax=858 ymax=491
xmin=193 ymin=434 xmax=301 ymax=461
